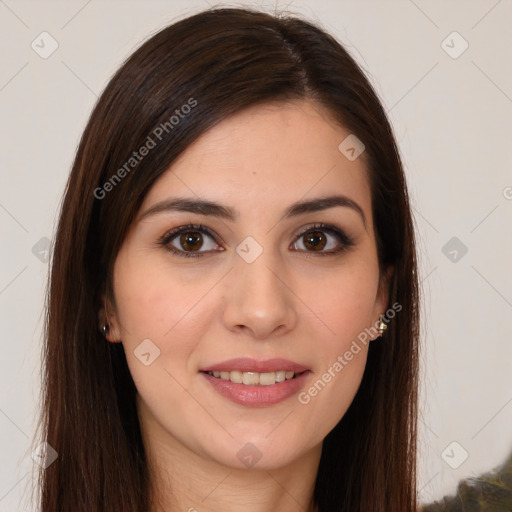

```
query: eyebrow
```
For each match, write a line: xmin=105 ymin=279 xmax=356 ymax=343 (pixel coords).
xmin=138 ymin=194 xmax=366 ymax=226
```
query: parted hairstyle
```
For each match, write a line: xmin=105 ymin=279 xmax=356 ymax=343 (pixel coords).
xmin=36 ymin=7 xmax=420 ymax=511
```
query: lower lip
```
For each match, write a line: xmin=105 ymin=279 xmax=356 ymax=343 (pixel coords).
xmin=201 ymin=371 xmax=310 ymax=407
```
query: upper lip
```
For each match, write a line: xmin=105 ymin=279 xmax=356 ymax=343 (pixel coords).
xmin=199 ymin=358 xmax=310 ymax=373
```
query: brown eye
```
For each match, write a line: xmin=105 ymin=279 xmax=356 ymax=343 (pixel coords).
xmin=179 ymin=231 xmax=203 ymax=251
xmin=159 ymin=224 xmax=221 ymax=258
xmin=303 ymin=231 xmax=327 ymax=251
xmin=291 ymin=223 xmax=355 ymax=255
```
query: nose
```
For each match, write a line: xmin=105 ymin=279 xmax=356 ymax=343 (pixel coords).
xmin=222 ymin=251 xmax=298 ymax=340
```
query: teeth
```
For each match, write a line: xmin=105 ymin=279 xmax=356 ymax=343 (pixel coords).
xmin=242 ymin=372 xmax=260 ymax=385
xmin=230 ymin=371 xmax=243 ymax=383
xmin=206 ymin=370 xmax=297 ymax=385
xmin=275 ymin=370 xmax=286 ymax=382
xmin=259 ymin=372 xmax=276 ymax=386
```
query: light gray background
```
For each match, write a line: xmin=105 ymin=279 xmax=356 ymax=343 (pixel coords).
xmin=1 ymin=0 xmax=511 ymax=510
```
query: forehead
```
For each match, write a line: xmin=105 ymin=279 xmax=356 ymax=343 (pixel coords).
xmin=141 ymin=100 xmax=371 ymax=219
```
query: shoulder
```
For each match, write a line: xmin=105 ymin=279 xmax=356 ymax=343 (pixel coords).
xmin=420 ymin=452 xmax=512 ymax=512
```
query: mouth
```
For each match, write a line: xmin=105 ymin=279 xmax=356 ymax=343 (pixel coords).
xmin=202 ymin=369 xmax=303 ymax=386
xmin=199 ymin=358 xmax=311 ymax=406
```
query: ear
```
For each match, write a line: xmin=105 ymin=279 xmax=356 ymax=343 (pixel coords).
xmin=372 ymin=265 xmax=394 ymax=329
xmin=98 ymin=293 xmax=122 ymax=343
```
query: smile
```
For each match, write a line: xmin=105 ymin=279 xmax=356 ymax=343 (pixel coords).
xmin=199 ymin=357 xmax=310 ymax=406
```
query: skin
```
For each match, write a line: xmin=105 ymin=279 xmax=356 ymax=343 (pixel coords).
xmin=101 ymin=99 xmax=390 ymax=512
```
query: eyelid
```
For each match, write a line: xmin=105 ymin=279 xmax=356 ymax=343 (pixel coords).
xmin=159 ymin=223 xmax=219 ymax=243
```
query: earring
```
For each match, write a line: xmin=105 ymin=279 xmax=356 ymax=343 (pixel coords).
xmin=377 ymin=320 xmax=387 ymax=337
xmin=101 ymin=308 xmax=111 ymax=337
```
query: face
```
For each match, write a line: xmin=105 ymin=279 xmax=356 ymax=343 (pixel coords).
xmin=103 ymin=100 xmax=389 ymax=471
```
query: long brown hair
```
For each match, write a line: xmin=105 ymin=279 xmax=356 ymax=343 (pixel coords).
xmin=36 ymin=7 xmax=419 ymax=511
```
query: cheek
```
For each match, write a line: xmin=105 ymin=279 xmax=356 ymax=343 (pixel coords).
xmin=303 ymin=259 xmax=380 ymax=347
xmin=113 ymin=262 xmax=211 ymax=414
xmin=290 ymin=259 xmax=378 ymax=430
xmin=112 ymin=254 xmax=223 ymax=401
xmin=113 ymin=254 xmax=218 ymax=344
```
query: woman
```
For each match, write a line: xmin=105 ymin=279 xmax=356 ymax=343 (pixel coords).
xmin=37 ymin=7 xmax=419 ymax=511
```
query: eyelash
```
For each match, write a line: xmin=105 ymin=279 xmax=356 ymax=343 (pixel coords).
xmin=157 ymin=222 xmax=355 ymax=259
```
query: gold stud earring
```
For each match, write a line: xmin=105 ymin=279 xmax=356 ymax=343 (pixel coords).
xmin=377 ymin=320 xmax=387 ymax=337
